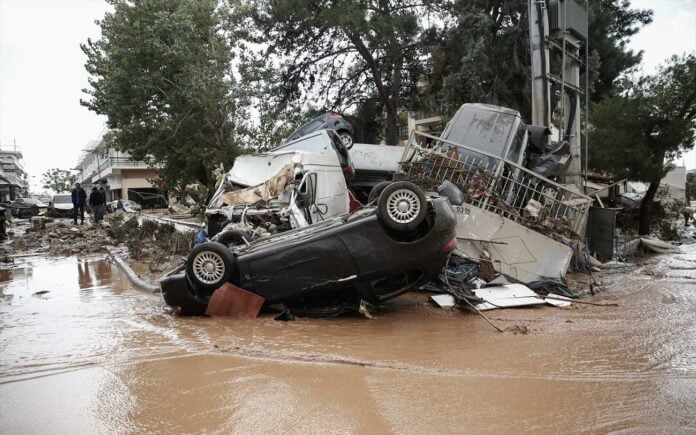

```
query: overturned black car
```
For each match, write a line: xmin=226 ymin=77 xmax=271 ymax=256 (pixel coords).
xmin=161 ymin=182 xmax=458 ymax=316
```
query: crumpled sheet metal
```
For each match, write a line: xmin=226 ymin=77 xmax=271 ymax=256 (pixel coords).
xmin=221 ymin=163 xmax=295 ymax=206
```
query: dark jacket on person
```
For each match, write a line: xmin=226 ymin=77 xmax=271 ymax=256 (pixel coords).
xmin=72 ymin=188 xmax=87 ymax=207
xmin=89 ymin=190 xmax=105 ymax=207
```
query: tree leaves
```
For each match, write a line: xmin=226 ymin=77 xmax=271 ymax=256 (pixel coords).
xmin=81 ymin=0 xmax=243 ymax=190
xmin=42 ymin=169 xmax=77 ymax=193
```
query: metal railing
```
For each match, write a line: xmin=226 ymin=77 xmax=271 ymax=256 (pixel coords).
xmin=399 ymin=131 xmax=591 ymax=237
xmin=98 ymin=157 xmax=150 ymax=173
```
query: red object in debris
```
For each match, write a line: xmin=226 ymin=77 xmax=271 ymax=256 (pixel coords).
xmin=205 ymin=283 xmax=266 ymax=318
xmin=348 ymin=187 xmax=363 ymax=212
xmin=441 ymin=238 xmax=458 ymax=252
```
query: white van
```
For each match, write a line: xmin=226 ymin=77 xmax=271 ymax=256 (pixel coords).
xmin=205 ymin=150 xmax=349 ymax=238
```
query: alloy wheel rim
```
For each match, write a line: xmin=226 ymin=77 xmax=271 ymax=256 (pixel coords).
xmin=386 ymin=189 xmax=420 ymax=224
xmin=192 ymin=251 xmax=225 ymax=284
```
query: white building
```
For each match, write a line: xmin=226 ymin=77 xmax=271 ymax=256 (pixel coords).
xmin=0 ymin=145 xmax=29 ymax=201
xmin=75 ymin=131 xmax=162 ymax=205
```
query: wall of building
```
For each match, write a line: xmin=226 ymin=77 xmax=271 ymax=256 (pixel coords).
xmin=119 ymin=168 xmax=156 ymax=201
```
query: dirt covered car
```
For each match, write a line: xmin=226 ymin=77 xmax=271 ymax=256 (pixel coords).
xmin=46 ymin=194 xmax=74 ymax=218
xmin=161 ymin=181 xmax=458 ymax=316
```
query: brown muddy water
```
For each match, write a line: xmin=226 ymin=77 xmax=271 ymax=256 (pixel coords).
xmin=1 ymin=247 xmax=695 ymax=434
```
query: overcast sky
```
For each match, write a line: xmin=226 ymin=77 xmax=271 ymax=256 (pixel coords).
xmin=0 ymin=0 xmax=694 ymax=193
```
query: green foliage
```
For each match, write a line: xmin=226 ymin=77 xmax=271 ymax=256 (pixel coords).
xmin=590 ymin=54 xmax=696 ymax=182
xmin=81 ymin=0 xmax=245 ymax=190
xmin=433 ymin=0 xmax=531 ymax=118
xmin=432 ymin=0 xmax=652 ymax=118
xmin=238 ymin=0 xmax=448 ymax=145
xmin=41 ymin=169 xmax=77 ymax=193
xmin=587 ymin=0 xmax=652 ymax=102
xmin=590 ymin=54 xmax=696 ymax=234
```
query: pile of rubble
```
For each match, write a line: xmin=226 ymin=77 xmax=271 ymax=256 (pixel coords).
xmin=13 ymin=218 xmax=114 ymax=256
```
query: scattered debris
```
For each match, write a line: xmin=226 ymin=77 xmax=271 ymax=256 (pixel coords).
xmin=430 ymin=294 xmax=456 ymax=308
xmin=205 ymin=283 xmax=265 ymax=318
xmin=473 ymin=284 xmax=547 ymax=311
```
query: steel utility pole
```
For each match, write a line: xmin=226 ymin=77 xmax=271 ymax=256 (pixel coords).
xmin=529 ymin=0 xmax=588 ymax=191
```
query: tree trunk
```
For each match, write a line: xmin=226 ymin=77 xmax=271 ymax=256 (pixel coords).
xmin=638 ymin=179 xmax=660 ymax=235
xmin=384 ymin=103 xmax=398 ymax=145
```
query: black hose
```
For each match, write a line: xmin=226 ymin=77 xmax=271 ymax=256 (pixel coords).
xmin=565 ymin=92 xmax=576 ymax=141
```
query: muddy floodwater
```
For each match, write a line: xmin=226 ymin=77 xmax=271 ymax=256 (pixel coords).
xmin=1 ymin=247 xmax=695 ymax=434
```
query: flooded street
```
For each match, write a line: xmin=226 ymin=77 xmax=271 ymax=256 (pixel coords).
xmin=1 ymin=248 xmax=695 ymax=434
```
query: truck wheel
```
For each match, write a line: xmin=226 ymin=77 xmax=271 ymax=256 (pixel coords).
xmin=215 ymin=229 xmax=252 ymax=248
xmin=186 ymin=242 xmax=236 ymax=294
xmin=377 ymin=181 xmax=427 ymax=232
xmin=338 ymin=130 xmax=354 ymax=149
xmin=368 ymin=181 xmax=392 ymax=204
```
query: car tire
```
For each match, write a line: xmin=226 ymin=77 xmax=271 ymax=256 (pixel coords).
xmin=215 ymin=229 xmax=252 ymax=248
xmin=338 ymin=130 xmax=354 ymax=149
xmin=368 ymin=181 xmax=392 ymax=204
xmin=186 ymin=242 xmax=236 ymax=294
xmin=377 ymin=181 xmax=427 ymax=232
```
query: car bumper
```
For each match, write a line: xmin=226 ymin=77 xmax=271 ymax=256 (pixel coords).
xmin=160 ymin=272 xmax=208 ymax=316
xmin=47 ymin=208 xmax=74 ymax=218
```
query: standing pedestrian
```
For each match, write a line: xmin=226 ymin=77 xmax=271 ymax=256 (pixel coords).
xmin=682 ymin=206 xmax=694 ymax=226
xmin=99 ymin=187 xmax=108 ymax=220
xmin=89 ymin=187 xmax=105 ymax=223
xmin=71 ymin=183 xmax=87 ymax=225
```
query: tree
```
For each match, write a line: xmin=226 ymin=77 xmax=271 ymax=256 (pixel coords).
xmin=590 ymin=54 xmax=696 ymax=235
xmin=42 ymin=169 xmax=77 ymax=193
xmin=587 ymin=0 xmax=652 ymax=102
xmin=239 ymin=0 xmax=449 ymax=145
xmin=433 ymin=0 xmax=531 ymax=118
xmin=81 ymin=0 xmax=244 ymax=190
xmin=432 ymin=0 xmax=652 ymax=118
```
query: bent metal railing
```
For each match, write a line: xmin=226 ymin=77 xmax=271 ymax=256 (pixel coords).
xmin=399 ymin=131 xmax=591 ymax=238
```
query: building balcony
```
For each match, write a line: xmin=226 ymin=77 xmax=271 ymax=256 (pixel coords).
xmin=97 ymin=157 xmax=150 ymax=175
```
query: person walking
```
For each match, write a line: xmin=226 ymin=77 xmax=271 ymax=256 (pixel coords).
xmin=71 ymin=183 xmax=87 ymax=225
xmin=89 ymin=187 xmax=105 ymax=223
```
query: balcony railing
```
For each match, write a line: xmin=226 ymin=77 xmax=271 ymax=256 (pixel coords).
xmin=97 ymin=157 xmax=150 ymax=174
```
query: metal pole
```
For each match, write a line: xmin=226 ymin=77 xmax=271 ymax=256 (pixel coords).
xmin=584 ymin=0 xmax=590 ymax=191
xmin=560 ymin=0 xmax=567 ymax=140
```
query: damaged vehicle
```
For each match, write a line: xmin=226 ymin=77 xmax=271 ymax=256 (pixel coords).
xmin=284 ymin=112 xmax=355 ymax=148
xmin=161 ymin=181 xmax=458 ymax=316
xmin=205 ymin=148 xmax=350 ymax=240
xmin=46 ymin=194 xmax=74 ymax=218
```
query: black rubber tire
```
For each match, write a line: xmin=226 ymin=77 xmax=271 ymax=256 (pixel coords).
xmin=338 ymin=130 xmax=354 ymax=149
xmin=368 ymin=181 xmax=392 ymax=204
xmin=185 ymin=242 xmax=236 ymax=294
xmin=215 ymin=229 xmax=252 ymax=248
xmin=376 ymin=181 xmax=427 ymax=232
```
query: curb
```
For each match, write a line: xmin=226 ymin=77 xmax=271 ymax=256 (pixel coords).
xmin=107 ymin=248 xmax=160 ymax=293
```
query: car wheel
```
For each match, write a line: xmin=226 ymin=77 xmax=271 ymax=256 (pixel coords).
xmin=367 ymin=181 xmax=392 ymax=204
xmin=186 ymin=242 xmax=236 ymax=294
xmin=215 ymin=229 xmax=252 ymax=248
xmin=377 ymin=181 xmax=427 ymax=232
xmin=338 ymin=130 xmax=354 ymax=149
